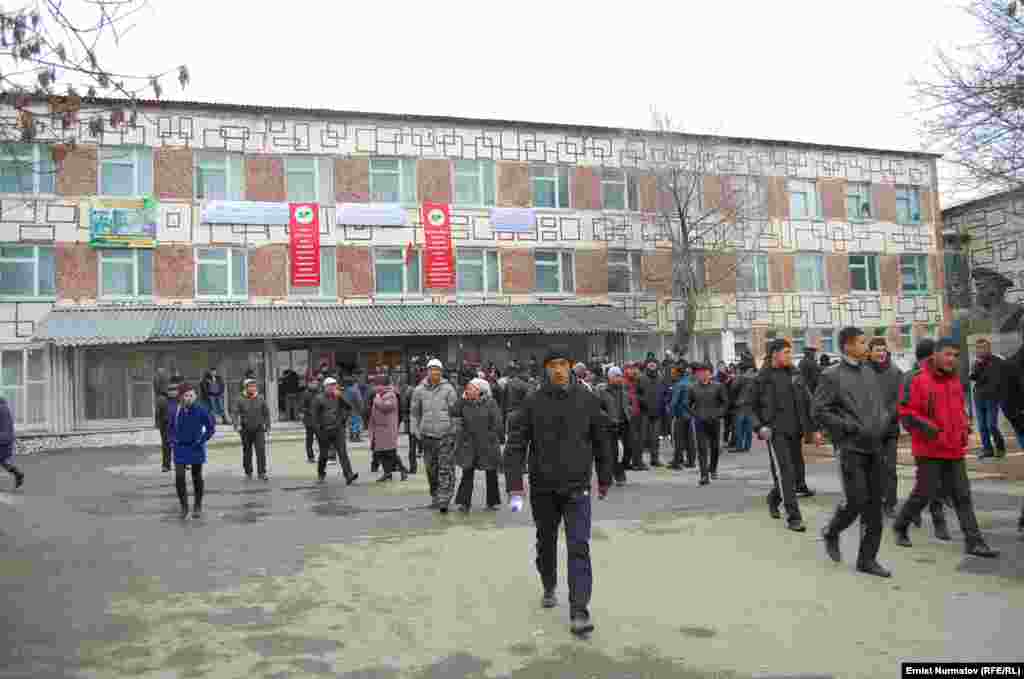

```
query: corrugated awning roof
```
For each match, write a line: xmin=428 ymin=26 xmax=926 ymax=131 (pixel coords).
xmin=33 ymin=303 xmax=653 ymax=346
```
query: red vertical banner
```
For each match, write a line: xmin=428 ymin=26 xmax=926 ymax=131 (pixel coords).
xmin=289 ymin=203 xmax=320 ymax=287
xmin=422 ymin=202 xmax=454 ymax=290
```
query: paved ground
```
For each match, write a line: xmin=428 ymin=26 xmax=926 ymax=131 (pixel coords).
xmin=1 ymin=435 xmax=1023 ymax=679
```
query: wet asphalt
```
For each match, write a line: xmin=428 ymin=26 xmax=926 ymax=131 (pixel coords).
xmin=1 ymin=436 xmax=1022 ymax=679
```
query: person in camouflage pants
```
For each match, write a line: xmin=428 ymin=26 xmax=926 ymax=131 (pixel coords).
xmin=410 ymin=358 xmax=459 ymax=513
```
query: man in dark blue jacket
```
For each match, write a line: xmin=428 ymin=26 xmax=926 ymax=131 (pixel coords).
xmin=0 ymin=396 xmax=23 ymax=488
xmin=669 ymin=363 xmax=694 ymax=469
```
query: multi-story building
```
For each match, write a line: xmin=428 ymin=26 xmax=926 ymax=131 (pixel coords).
xmin=0 ymin=98 xmax=944 ymax=449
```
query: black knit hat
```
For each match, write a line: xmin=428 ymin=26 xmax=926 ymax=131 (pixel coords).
xmin=543 ymin=344 xmax=572 ymax=365
xmin=766 ymin=338 xmax=790 ymax=357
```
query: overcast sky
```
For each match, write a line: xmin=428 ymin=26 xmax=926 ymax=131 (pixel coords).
xmin=96 ymin=0 xmax=977 ymax=201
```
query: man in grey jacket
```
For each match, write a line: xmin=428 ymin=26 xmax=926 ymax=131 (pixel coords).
xmin=411 ymin=358 xmax=459 ymax=513
xmin=233 ymin=379 xmax=271 ymax=481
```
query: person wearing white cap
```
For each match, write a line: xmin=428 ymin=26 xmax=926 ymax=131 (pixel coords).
xmin=410 ymin=358 xmax=459 ymax=512
xmin=312 ymin=377 xmax=358 ymax=485
xmin=451 ymin=377 xmax=504 ymax=511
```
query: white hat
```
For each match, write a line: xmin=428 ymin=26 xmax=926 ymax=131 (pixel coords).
xmin=323 ymin=377 xmax=338 ymax=387
xmin=607 ymin=366 xmax=623 ymax=379
xmin=427 ymin=359 xmax=443 ymax=370
xmin=469 ymin=377 xmax=492 ymax=396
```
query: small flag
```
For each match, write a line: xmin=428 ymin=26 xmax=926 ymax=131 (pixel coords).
xmin=405 ymin=242 xmax=415 ymax=265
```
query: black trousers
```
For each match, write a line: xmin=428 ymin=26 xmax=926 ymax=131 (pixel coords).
xmin=531 ymin=489 xmax=593 ymax=617
xmin=672 ymin=416 xmax=694 ymax=466
xmin=767 ymin=432 xmax=802 ymax=520
xmin=455 ymin=467 xmax=500 ymax=508
xmin=792 ymin=434 xmax=808 ymax=490
xmin=317 ymin=429 xmax=354 ymax=479
xmin=304 ymin=425 xmax=318 ymax=461
xmin=694 ymin=418 xmax=720 ymax=476
xmin=240 ymin=429 xmax=267 ymax=476
xmin=609 ymin=422 xmax=632 ymax=480
xmin=895 ymin=457 xmax=984 ymax=546
xmin=882 ymin=434 xmax=899 ymax=510
xmin=159 ymin=428 xmax=172 ymax=469
xmin=175 ymin=463 xmax=204 ymax=509
xmin=825 ymin=449 xmax=885 ymax=566
xmin=408 ymin=433 xmax=419 ymax=473
xmin=376 ymin=448 xmax=408 ymax=475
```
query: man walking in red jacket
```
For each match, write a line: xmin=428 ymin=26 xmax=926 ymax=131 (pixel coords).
xmin=892 ymin=338 xmax=999 ymax=558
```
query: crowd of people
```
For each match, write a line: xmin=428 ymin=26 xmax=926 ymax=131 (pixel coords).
xmin=11 ymin=328 xmax=1018 ymax=638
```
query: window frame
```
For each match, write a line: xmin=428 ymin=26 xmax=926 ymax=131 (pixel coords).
xmin=98 ymin=146 xmax=152 ymax=197
xmin=373 ymin=246 xmax=422 ymax=297
xmin=601 ymin=167 xmax=632 ymax=211
xmin=369 ymin=157 xmax=416 ymax=204
xmin=900 ymin=253 xmax=929 ymax=294
xmin=736 ymin=253 xmax=770 ymax=293
xmin=895 ymin=185 xmax=922 ymax=225
xmin=821 ymin=330 xmax=836 ymax=354
xmin=0 ymin=245 xmax=55 ymax=299
xmin=0 ymin=346 xmax=48 ymax=427
xmin=607 ymin=250 xmax=643 ymax=294
xmin=453 ymin=159 xmax=496 ymax=207
xmin=530 ymin=165 xmax=571 ymax=209
xmin=289 ymin=246 xmax=338 ymax=300
xmin=455 ymin=247 xmax=501 ymax=295
xmin=0 ymin=144 xmax=55 ymax=194
xmin=795 ymin=253 xmax=826 ymax=293
xmin=787 ymin=179 xmax=823 ymax=221
xmin=194 ymin=151 xmax=244 ymax=200
xmin=848 ymin=253 xmax=880 ymax=293
xmin=285 ymin=156 xmax=319 ymax=203
xmin=195 ymin=247 xmax=249 ymax=300
xmin=846 ymin=182 xmax=872 ymax=221
xmin=98 ymin=248 xmax=153 ymax=300
xmin=900 ymin=324 xmax=914 ymax=352
xmin=535 ymin=249 xmax=575 ymax=295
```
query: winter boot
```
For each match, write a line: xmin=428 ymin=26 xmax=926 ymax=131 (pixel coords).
xmin=933 ymin=518 xmax=952 ymax=541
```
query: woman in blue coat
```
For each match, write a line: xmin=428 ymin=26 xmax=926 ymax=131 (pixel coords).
xmin=168 ymin=383 xmax=216 ymax=519
xmin=0 ymin=396 xmax=23 ymax=488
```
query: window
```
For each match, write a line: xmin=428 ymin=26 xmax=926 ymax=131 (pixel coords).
xmin=99 ymin=146 xmax=153 ymax=197
xmin=900 ymin=254 xmax=928 ymax=293
xmin=194 ymin=152 xmax=244 ymax=200
xmin=374 ymin=247 xmax=420 ymax=296
xmin=456 ymin=249 xmax=500 ymax=294
xmin=737 ymin=254 xmax=769 ymax=293
xmin=849 ymin=254 xmax=880 ymax=292
xmin=535 ymin=251 xmax=574 ymax=294
xmin=0 ymin=245 xmax=55 ymax=298
xmin=99 ymin=249 xmax=153 ymax=298
xmin=369 ymin=158 xmax=416 ymax=203
xmin=0 ymin=144 xmax=55 ymax=194
xmin=454 ymin=160 xmax=496 ymax=206
xmin=846 ymin=182 xmax=872 ymax=220
xmin=289 ymin=247 xmax=337 ymax=299
xmin=285 ymin=157 xmax=318 ymax=202
xmin=787 ymin=179 xmax=822 ymax=220
xmin=795 ymin=253 xmax=826 ymax=292
xmin=792 ymin=330 xmax=806 ymax=355
xmin=608 ymin=251 xmax=643 ymax=293
xmin=601 ymin=168 xmax=638 ymax=210
xmin=821 ymin=330 xmax=835 ymax=354
xmin=900 ymin=325 xmax=913 ymax=351
xmin=0 ymin=348 xmax=47 ymax=426
xmin=530 ymin=165 xmax=570 ymax=209
xmin=84 ymin=348 xmax=154 ymax=420
xmin=896 ymin=186 xmax=922 ymax=224
xmin=196 ymin=248 xmax=248 ymax=299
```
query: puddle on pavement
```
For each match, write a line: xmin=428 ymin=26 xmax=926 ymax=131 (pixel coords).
xmin=245 ymin=634 xmax=343 ymax=657
xmin=679 ymin=625 xmax=718 ymax=639
xmin=312 ymin=501 xmax=365 ymax=517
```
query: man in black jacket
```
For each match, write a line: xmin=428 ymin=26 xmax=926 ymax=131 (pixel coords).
xmin=506 ymin=345 xmax=613 ymax=637
xmin=868 ymin=337 xmax=904 ymax=518
xmin=596 ymin=366 xmax=631 ymax=486
xmin=969 ymin=337 xmax=1008 ymax=459
xmin=313 ymin=377 xmax=358 ymax=485
xmin=232 ymin=379 xmax=272 ymax=481
xmin=814 ymin=326 xmax=891 ymax=578
xmin=687 ymin=363 xmax=729 ymax=485
xmin=799 ymin=346 xmax=822 ymax=398
xmin=636 ymin=360 xmax=663 ymax=467
xmin=299 ymin=379 xmax=320 ymax=463
xmin=154 ymin=376 xmax=181 ymax=472
xmin=752 ymin=338 xmax=820 ymax=532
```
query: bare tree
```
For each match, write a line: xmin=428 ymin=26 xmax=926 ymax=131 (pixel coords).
xmin=916 ymin=0 xmax=1024 ymax=197
xmin=644 ymin=110 xmax=770 ymax=357
xmin=0 ymin=0 xmax=189 ymax=181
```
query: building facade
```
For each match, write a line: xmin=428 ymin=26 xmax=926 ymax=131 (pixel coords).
xmin=0 ymin=98 xmax=944 ymax=448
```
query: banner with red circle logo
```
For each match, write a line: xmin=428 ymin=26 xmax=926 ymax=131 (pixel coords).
xmin=289 ymin=203 xmax=320 ymax=287
xmin=422 ymin=202 xmax=454 ymax=290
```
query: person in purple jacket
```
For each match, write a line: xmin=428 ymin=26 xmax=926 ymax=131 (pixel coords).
xmin=168 ymin=383 xmax=216 ymax=519
xmin=0 ymin=396 xmax=23 ymax=488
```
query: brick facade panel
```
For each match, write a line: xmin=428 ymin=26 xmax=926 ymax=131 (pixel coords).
xmin=873 ymin=183 xmax=897 ymax=223
xmin=826 ymin=253 xmax=850 ymax=296
xmin=642 ymin=250 xmax=673 ymax=297
xmin=417 ymin=159 xmax=452 ymax=204
xmin=154 ymin=146 xmax=194 ymax=201
xmin=704 ymin=251 xmax=738 ymax=295
xmin=768 ymin=253 xmax=794 ymax=292
xmin=880 ymin=254 xmax=900 ymax=295
xmin=929 ymin=253 xmax=945 ymax=292
xmin=638 ymin=174 xmax=657 ymax=212
xmin=575 ymin=248 xmax=608 ymax=296
xmin=154 ymin=245 xmax=195 ymax=299
xmin=56 ymin=144 xmax=97 ymax=196
xmin=55 ymin=242 xmax=97 ymax=300
xmin=820 ymin=178 xmax=847 ymax=222
xmin=572 ymin=167 xmax=601 ymax=210
xmin=497 ymin=162 xmax=531 ymax=208
xmin=501 ymin=248 xmax=535 ymax=294
xmin=767 ymin=176 xmax=789 ymax=221
xmin=337 ymin=245 xmax=372 ymax=297
xmin=249 ymin=244 xmax=287 ymax=298
xmin=336 ymin=157 xmax=370 ymax=202
xmin=245 ymin=156 xmax=286 ymax=202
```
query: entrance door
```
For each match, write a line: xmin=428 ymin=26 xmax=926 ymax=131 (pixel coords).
xmin=366 ymin=351 xmax=403 ymax=374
